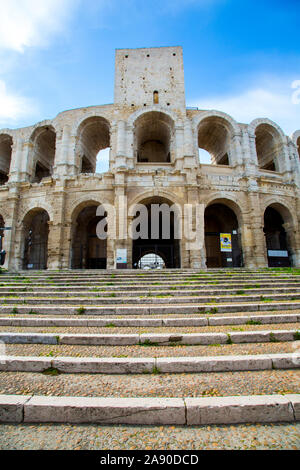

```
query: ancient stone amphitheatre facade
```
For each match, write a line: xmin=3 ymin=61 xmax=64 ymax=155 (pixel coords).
xmin=0 ymin=46 xmax=299 ymax=271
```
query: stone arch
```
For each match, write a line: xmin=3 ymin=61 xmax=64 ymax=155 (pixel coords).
xmin=130 ymin=193 xmax=181 ymax=269
xmin=0 ymin=133 xmax=13 ymax=184
xmin=128 ymin=189 xmax=185 ymax=210
xmin=292 ymin=130 xmax=300 ymax=159
xmin=70 ymin=198 xmax=108 ymax=224
xmin=18 ymin=201 xmax=54 ymax=228
xmin=29 ymin=124 xmax=57 ymax=183
xmin=193 ymin=111 xmax=239 ymax=166
xmin=204 ymin=196 xmax=244 ymax=268
xmin=204 ymin=194 xmax=244 ymax=227
xmin=21 ymin=207 xmax=50 ymax=270
xmin=70 ymin=199 xmax=108 ymax=269
xmin=128 ymin=105 xmax=178 ymax=128
xmin=75 ymin=116 xmax=111 ymax=174
xmin=249 ymin=118 xmax=286 ymax=172
xmin=261 ymin=198 xmax=296 ymax=228
xmin=133 ymin=110 xmax=175 ymax=163
xmin=249 ymin=118 xmax=286 ymax=141
xmin=193 ymin=110 xmax=239 ymax=135
xmin=262 ymin=200 xmax=295 ymax=267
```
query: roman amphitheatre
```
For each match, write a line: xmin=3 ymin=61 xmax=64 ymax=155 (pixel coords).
xmin=0 ymin=47 xmax=299 ymax=446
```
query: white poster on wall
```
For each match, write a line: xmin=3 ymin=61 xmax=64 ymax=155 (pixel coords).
xmin=116 ymin=249 xmax=127 ymax=264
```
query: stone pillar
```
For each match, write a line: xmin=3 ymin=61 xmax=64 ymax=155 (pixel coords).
xmin=3 ymin=187 xmax=20 ymax=271
xmin=175 ymin=123 xmax=184 ymax=170
xmin=242 ymin=129 xmax=257 ymax=176
xmin=181 ymin=120 xmax=197 ymax=170
xmin=284 ymin=221 xmax=300 ymax=268
xmin=47 ymin=180 xmax=66 ymax=270
xmin=47 ymin=222 xmax=63 ymax=269
xmin=126 ymin=125 xmax=135 ymax=169
xmin=20 ymin=140 xmax=34 ymax=182
xmin=61 ymin=223 xmax=72 ymax=269
xmin=242 ymin=193 xmax=268 ymax=268
xmin=231 ymin=132 xmax=243 ymax=167
xmin=53 ymin=125 xmax=75 ymax=177
xmin=184 ymin=188 xmax=203 ymax=269
xmin=115 ymin=121 xmax=127 ymax=168
xmin=9 ymin=138 xmax=23 ymax=183
xmin=112 ymin=177 xmax=130 ymax=269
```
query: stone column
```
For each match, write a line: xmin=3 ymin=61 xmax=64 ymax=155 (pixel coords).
xmin=184 ymin=187 xmax=203 ymax=269
xmin=46 ymin=180 xmax=66 ymax=270
xmin=231 ymin=132 xmax=243 ymax=168
xmin=284 ymin=221 xmax=300 ymax=268
xmin=242 ymin=129 xmax=257 ymax=176
xmin=3 ymin=186 xmax=20 ymax=271
xmin=53 ymin=125 xmax=75 ymax=177
xmin=21 ymin=140 xmax=34 ymax=182
xmin=61 ymin=223 xmax=72 ymax=269
xmin=115 ymin=121 xmax=127 ymax=169
xmin=242 ymin=193 xmax=268 ymax=268
xmin=126 ymin=125 xmax=135 ymax=169
xmin=112 ymin=176 xmax=130 ymax=269
xmin=47 ymin=222 xmax=63 ymax=270
xmin=9 ymin=138 xmax=23 ymax=183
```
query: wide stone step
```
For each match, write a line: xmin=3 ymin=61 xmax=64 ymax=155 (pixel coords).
xmin=0 ymin=313 xmax=298 ymax=327
xmin=1 ymin=282 xmax=300 ymax=292
xmin=0 ymin=352 xmax=299 ymax=374
xmin=0 ymin=329 xmax=299 ymax=345
xmin=1 ymin=287 xmax=300 ymax=297
xmin=1 ymin=394 xmax=299 ymax=425
xmin=2 ymin=294 xmax=300 ymax=306
xmin=1 ymin=302 xmax=300 ymax=315
xmin=1 ymin=274 xmax=299 ymax=283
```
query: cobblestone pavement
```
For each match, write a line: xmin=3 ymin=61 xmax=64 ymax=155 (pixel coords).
xmin=5 ymin=339 xmax=300 ymax=357
xmin=0 ymin=322 xmax=299 ymax=334
xmin=0 ymin=370 xmax=299 ymax=398
xmin=0 ymin=422 xmax=299 ymax=450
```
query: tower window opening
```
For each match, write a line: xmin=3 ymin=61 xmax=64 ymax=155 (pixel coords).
xmin=153 ymin=91 xmax=159 ymax=104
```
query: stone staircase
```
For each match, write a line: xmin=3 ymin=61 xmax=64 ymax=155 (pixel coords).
xmin=0 ymin=268 xmax=299 ymax=426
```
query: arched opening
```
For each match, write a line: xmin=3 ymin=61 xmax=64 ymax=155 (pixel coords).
xmin=135 ymin=112 xmax=173 ymax=163
xmin=205 ymin=203 xmax=243 ymax=268
xmin=138 ymin=253 xmax=165 ymax=270
xmin=297 ymin=137 xmax=300 ymax=160
xmin=255 ymin=124 xmax=281 ymax=171
xmin=132 ymin=196 xmax=181 ymax=268
xmin=198 ymin=117 xmax=231 ymax=165
xmin=71 ymin=204 xmax=107 ymax=269
xmin=264 ymin=206 xmax=292 ymax=267
xmin=76 ymin=117 xmax=110 ymax=174
xmin=0 ymin=134 xmax=13 ymax=185
xmin=31 ymin=127 xmax=56 ymax=183
xmin=22 ymin=209 xmax=50 ymax=270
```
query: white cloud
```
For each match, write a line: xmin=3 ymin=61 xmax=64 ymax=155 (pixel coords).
xmin=192 ymin=81 xmax=300 ymax=136
xmin=96 ymin=148 xmax=110 ymax=173
xmin=0 ymin=80 xmax=37 ymax=126
xmin=0 ymin=0 xmax=80 ymax=52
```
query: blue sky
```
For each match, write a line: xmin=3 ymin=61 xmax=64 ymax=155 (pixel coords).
xmin=0 ymin=0 xmax=300 ymax=140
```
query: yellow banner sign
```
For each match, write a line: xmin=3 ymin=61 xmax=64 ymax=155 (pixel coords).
xmin=220 ymin=233 xmax=232 ymax=252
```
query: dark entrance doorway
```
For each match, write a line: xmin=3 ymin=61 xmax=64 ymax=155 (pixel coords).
xmin=132 ymin=197 xmax=181 ymax=269
xmin=205 ymin=203 xmax=243 ymax=268
xmin=264 ymin=207 xmax=291 ymax=267
xmin=71 ymin=205 xmax=107 ymax=269
xmin=23 ymin=209 xmax=49 ymax=270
